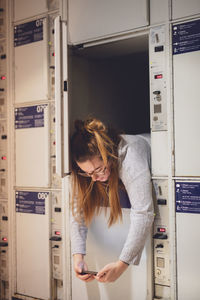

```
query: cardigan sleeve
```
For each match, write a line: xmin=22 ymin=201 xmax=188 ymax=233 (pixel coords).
xmin=118 ymin=137 xmax=154 ymax=265
xmin=69 ymin=178 xmax=88 ymax=256
xmin=70 ymin=212 xmax=88 ymax=256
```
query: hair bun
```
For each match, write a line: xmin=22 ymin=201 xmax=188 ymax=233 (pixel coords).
xmin=85 ymin=118 xmax=106 ymax=134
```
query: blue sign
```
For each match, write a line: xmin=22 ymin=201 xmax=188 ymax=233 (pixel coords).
xmin=14 ymin=19 xmax=43 ymax=47
xmin=15 ymin=105 xmax=47 ymax=129
xmin=172 ymin=19 xmax=200 ymax=55
xmin=16 ymin=191 xmax=48 ymax=214
xmin=176 ymin=182 xmax=200 ymax=214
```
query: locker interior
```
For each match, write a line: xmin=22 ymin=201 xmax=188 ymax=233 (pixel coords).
xmin=68 ymin=33 xmax=150 ymax=135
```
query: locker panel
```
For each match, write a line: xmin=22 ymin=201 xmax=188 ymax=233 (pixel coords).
xmin=68 ymin=0 xmax=149 ymax=44
xmin=149 ymin=25 xmax=169 ymax=132
xmin=151 ymin=131 xmax=168 ymax=177
xmin=51 ymin=192 xmax=63 ymax=280
xmin=71 ymin=209 xmax=152 ymax=300
xmin=172 ymin=0 xmax=200 ymax=20
xmin=150 ymin=0 xmax=170 ymax=25
xmin=14 ymin=18 xmax=48 ymax=104
xmin=16 ymin=191 xmax=50 ymax=299
xmin=173 ymin=20 xmax=200 ymax=176
xmin=15 ymin=104 xmax=49 ymax=188
xmin=14 ymin=0 xmax=47 ymax=22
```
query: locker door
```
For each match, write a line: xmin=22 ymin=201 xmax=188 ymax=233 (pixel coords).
xmin=68 ymin=0 xmax=149 ymax=44
xmin=175 ymin=182 xmax=200 ymax=300
xmin=16 ymin=191 xmax=51 ymax=299
xmin=173 ymin=20 xmax=200 ymax=176
xmin=15 ymin=104 xmax=50 ymax=187
xmin=14 ymin=0 xmax=48 ymax=22
xmin=172 ymin=0 xmax=200 ymax=20
xmin=14 ymin=18 xmax=48 ymax=104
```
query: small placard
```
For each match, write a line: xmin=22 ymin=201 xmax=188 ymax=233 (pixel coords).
xmin=14 ymin=19 xmax=43 ymax=47
xmin=16 ymin=191 xmax=49 ymax=215
xmin=15 ymin=105 xmax=47 ymax=129
xmin=173 ymin=19 xmax=200 ymax=55
xmin=176 ymin=182 xmax=200 ymax=214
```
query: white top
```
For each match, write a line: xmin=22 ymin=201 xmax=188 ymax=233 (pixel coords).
xmin=70 ymin=134 xmax=154 ymax=265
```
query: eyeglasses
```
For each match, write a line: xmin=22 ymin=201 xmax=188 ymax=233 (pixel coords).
xmin=78 ymin=166 xmax=107 ymax=177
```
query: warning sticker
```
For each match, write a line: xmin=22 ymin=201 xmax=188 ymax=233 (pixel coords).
xmin=14 ymin=19 xmax=43 ymax=47
xmin=15 ymin=105 xmax=47 ymax=129
xmin=16 ymin=191 xmax=48 ymax=215
xmin=172 ymin=19 xmax=200 ymax=55
xmin=176 ymin=182 xmax=200 ymax=214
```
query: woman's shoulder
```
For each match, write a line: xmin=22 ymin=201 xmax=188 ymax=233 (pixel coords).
xmin=118 ymin=134 xmax=151 ymax=175
xmin=118 ymin=134 xmax=151 ymax=154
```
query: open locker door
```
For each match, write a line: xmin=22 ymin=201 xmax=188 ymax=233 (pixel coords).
xmin=54 ymin=15 xmax=69 ymax=178
xmin=54 ymin=15 xmax=71 ymax=300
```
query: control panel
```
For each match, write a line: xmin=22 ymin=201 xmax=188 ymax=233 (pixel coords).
xmin=149 ymin=25 xmax=169 ymax=131
xmin=153 ymin=179 xmax=170 ymax=299
xmin=50 ymin=103 xmax=62 ymax=189
xmin=51 ymin=192 xmax=63 ymax=280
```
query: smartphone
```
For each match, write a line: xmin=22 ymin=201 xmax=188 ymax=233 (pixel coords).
xmin=80 ymin=270 xmax=98 ymax=276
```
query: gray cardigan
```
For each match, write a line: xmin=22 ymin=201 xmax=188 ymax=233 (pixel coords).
xmin=70 ymin=134 xmax=154 ymax=265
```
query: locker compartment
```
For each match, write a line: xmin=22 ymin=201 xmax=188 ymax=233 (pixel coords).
xmin=173 ymin=20 xmax=200 ymax=176
xmin=176 ymin=181 xmax=200 ymax=300
xmin=68 ymin=0 xmax=149 ymax=44
xmin=14 ymin=18 xmax=48 ymax=104
xmin=150 ymin=0 xmax=169 ymax=25
xmin=14 ymin=0 xmax=47 ymax=22
xmin=15 ymin=104 xmax=50 ymax=188
xmin=16 ymin=191 xmax=51 ymax=299
xmin=68 ymin=33 xmax=152 ymax=300
xmin=172 ymin=0 xmax=200 ymax=20
xmin=68 ymin=34 xmax=150 ymax=135
xmin=14 ymin=0 xmax=59 ymax=22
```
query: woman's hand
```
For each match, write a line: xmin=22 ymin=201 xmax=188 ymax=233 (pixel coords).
xmin=95 ymin=260 xmax=129 ymax=283
xmin=73 ymin=254 xmax=95 ymax=282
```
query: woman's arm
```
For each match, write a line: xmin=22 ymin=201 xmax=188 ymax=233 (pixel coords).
xmin=71 ymin=212 xmax=88 ymax=256
xmin=71 ymin=214 xmax=95 ymax=281
xmin=118 ymin=137 xmax=154 ymax=265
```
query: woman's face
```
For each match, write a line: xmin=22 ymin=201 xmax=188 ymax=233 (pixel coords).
xmin=76 ymin=155 xmax=111 ymax=182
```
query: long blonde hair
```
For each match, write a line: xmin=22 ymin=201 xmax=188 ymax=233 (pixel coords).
xmin=70 ymin=118 xmax=123 ymax=227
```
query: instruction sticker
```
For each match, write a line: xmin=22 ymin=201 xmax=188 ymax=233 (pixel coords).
xmin=14 ymin=19 xmax=43 ymax=47
xmin=15 ymin=105 xmax=47 ymax=129
xmin=16 ymin=191 xmax=48 ymax=215
xmin=176 ymin=182 xmax=200 ymax=214
xmin=173 ymin=19 xmax=200 ymax=55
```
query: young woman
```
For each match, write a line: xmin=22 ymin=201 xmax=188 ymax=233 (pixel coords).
xmin=70 ymin=118 xmax=154 ymax=283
